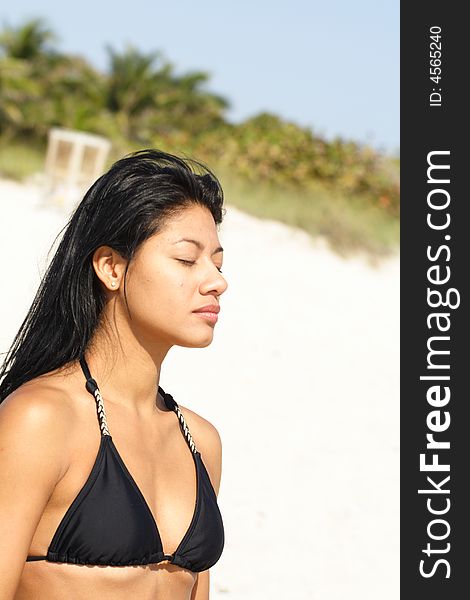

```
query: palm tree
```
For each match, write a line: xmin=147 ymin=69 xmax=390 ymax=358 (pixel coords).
xmin=151 ymin=70 xmax=230 ymax=136
xmin=105 ymin=45 xmax=170 ymax=139
xmin=0 ymin=56 xmax=41 ymax=137
xmin=0 ymin=19 xmax=110 ymax=138
xmin=0 ymin=19 xmax=57 ymax=137
xmin=104 ymin=44 xmax=230 ymax=142
xmin=0 ymin=18 xmax=56 ymax=60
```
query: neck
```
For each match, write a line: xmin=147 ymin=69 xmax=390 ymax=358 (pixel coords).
xmin=82 ymin=324 xmax=172 ymax=415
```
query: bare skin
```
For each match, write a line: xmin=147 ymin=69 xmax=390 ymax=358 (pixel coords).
xmin=0 ymin=204 xmax=228 ymax=599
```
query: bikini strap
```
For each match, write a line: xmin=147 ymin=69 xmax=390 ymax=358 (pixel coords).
xmin=79 ymin=356 xmax=110 ymax=437
xmin=160 ymin=387 xmax=198 ymax=454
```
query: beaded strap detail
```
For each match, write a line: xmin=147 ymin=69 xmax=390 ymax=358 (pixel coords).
xmin=83 ymin=374 xmax=110 ymax=437
xmin=173 ymin=402 xmax=197 ymax=454
xmin=92 ymin=386 xmax=110 ymax=437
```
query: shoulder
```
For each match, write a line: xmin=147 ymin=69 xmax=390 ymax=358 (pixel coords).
xmin=0 ymin=379 xmax=76 ymax=481
xmin=177 ymin=403 xmax=223 ymax=496
xmin=1 ymin=379 xmax=75 ymax=431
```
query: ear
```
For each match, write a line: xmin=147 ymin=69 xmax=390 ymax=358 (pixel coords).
xmin=92 ymin=246 xmax=128 ymax=292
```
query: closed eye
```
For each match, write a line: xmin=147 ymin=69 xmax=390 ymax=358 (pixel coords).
xmin=177 ymin=259 xmax=196 ymax=266
xmin=177 ymin=259 xmax=223 ymax=274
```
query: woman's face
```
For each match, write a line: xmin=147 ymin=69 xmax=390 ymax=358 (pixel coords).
xmin=121 ymin=203 xmax=228 ymax=349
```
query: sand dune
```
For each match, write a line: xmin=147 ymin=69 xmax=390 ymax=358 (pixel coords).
xmin=0 ymin=177 xmax=399 ymax=599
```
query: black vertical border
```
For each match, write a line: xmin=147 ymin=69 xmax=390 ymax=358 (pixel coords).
xmin=401 ymin=3 xmax=468 ymax=598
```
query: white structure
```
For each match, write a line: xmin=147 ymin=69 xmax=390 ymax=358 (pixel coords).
xmin=42 ymin=128 xmax=111 ymax=210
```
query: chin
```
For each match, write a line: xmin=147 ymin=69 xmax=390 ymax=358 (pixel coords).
xmin=178 ymin=331 xmax=215 ymax=349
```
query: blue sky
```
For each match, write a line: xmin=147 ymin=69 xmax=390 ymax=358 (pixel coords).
xmin=1 ymin=0 xmax=399 ymax=154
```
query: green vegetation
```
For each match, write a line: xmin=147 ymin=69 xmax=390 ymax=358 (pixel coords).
xmin=0 ymin=138 xmax=45 ymax=180
xmin=0 ymin=18 xmax=399 ymax=259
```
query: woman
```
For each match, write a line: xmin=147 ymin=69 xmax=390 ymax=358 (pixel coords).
xmin=0 ymin=149 xmax=228 ymax=600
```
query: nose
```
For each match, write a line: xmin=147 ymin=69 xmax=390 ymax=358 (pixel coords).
xmin=201 ymin=264 xmax=228 ymax=298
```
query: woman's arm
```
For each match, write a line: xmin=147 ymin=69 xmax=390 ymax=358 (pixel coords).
xmin=183 ymin=410 xmax=222 ymax=600
xmin=191 ymin=569 xmax=210 ymax=600
xmin=0 ymin=389 xmax=70 ymax=599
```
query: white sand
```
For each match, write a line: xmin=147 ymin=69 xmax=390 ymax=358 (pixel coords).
xmin=0 ymin=177 xmax=399 ymax=599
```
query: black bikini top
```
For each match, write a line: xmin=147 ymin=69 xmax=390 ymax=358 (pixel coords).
xmin=25 ymin=357 xmax=224 ymax=572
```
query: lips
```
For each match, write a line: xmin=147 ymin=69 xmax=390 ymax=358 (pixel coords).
xmin=192 ymin=304 xmax=220 ymax=314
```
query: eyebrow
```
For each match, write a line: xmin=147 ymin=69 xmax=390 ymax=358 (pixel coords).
xmin=173 ymin=238 xmax=224 ymax=255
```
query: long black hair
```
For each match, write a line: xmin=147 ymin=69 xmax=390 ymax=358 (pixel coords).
xmin=0 ymin=149 xmax=225 ymax=403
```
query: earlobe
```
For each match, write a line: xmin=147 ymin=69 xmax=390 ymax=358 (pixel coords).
xmin=92 ymin=246 xmax=125 ymax=291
